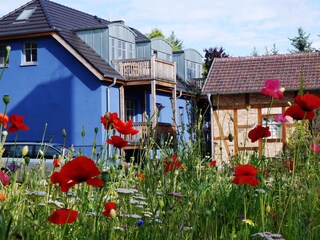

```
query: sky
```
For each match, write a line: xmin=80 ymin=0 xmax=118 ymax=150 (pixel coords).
xmin=1 ymin=0 xmax=320 ymax=57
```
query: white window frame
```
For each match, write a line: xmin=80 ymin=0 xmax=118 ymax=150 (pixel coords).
xmin=0 ymin=45 xmax=8 ymax=67
xmin=22 ymin=41 xmax=37 ymax=65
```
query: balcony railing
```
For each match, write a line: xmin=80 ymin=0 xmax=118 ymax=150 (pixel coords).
xmin=124 ymin=122 xmax=176 ymax=145
xmin=113 ymin=56 xmax=176 ymax=83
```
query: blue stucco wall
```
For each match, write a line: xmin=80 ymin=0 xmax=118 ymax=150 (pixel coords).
xmin=0 ymin=36 xmax=117 ymax=154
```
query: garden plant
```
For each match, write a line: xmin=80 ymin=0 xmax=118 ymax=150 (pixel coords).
xmin=0 ymin=47 xmax=320 ymax=240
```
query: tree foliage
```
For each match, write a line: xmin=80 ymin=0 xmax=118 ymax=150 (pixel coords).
xmin=203 ymin=47 xmax=229 ymax=78
xmin=147 ymin=28 xmax=165 ymax=39
xmin=289 ymin=27 xmax=314 ymax=53
xmin=146 ymin=28 xmax=183 ymax=51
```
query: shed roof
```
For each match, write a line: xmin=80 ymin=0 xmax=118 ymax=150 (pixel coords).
xmin=202 ymin=52 xmax=320 ymax=95
xmin=0 ymin=0 xmax=148 ymax=81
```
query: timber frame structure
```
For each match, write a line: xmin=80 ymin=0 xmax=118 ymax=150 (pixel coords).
xmin=202 ymin=52 xmax=320 ymax=161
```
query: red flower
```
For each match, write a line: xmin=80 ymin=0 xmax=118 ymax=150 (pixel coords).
xmin=102 ymin=201 xmax=117 ymax=218
xmin=232 ymin=164 xmax=259 ymax=186
xmin=53 ymin=157 xmax=61 ymax=168
xmin=284 ymin=104 xmax=315 ymax=120
xmin=311 ymin=143 xmax=320 ymax=154
xmin=48 ymin=208 xmax=78 ymax=224
xmin=115 ymin=119 xmax=139 ymax=135
xmin=7 ymin=114 xmax=29 ymax=133
xmin=294 ymin=94 xmax=320 ymax=111
xmin=248 ymin=125 xmax=271 ymax=143
xmin=284 ymin=94 xmax=320 ymax=120
xmin=164 ymin=155 xmax=183 ymax=173
xmin=100 ymin=112 xmax=120 ymax=130
xmin=283 ymin=160 xmax=294 ymax=171
xmin=206 ymin=160 xmax=217 ymax=168
xmin=0 ymin=113 xmax=8 ymax=128
xmin=260 ymin=79 xmax=284 ymax=99
xmin=107 ymin=135 xmax=128 ymax=149
xmin=50 ymin=156 xmax=103 ymax=192
xmin=0 ymin=172 xmax=9 ymax=186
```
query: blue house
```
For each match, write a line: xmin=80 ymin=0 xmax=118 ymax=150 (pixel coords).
xmin=0 ymin=0 xmax=202 ymax=158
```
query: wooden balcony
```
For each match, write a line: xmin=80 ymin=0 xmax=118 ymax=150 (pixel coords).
xmin=113 ymin=56 xmax=176 ymax=83
xmin=124 ymin=122 xmax=176 ymax=147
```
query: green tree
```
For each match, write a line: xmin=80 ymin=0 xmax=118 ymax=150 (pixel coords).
xmin=147 ymin=28 xmax=165 ymax=39
xmin=289 ymin=27 xmax=314 ymax=53
xmin=203 ymin=47 xmax=229 ymax=78
xmin=166 ymin=31 xmax=183 ymax=51
xmin=147 ymin=29 xmax=183 ymax=51
xmin=251 ymin=46 xmax=259 ymax=56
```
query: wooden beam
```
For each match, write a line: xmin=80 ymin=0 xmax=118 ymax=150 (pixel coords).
xmin=213 ymin=110 xmax=231 ymax=157
xmin=151 ymin=80 xmax=157 ymax=128
xmin=119 ymin=85 xmax=125 ymax=120
xmin=233 ymin=109 xmax=239 ymax=154
xmin=281 ymin=106 xmax=287 ymax=149
xmin=257 ymin=108 xmax=262 ymax=155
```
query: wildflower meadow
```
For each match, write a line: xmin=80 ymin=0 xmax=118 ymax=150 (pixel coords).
xmin=0 ymin=47 xmax=320 ymax=240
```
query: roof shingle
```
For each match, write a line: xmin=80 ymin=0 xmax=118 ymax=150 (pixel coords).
xmin=202 ymin=52 xmax=320 ymax=95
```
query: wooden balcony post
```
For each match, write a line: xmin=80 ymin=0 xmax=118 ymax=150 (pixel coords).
xmin=151 ymin=80 xmax=157 ymax=127
xmin=151 ymin=55 xmax=156 ymax=79
xmin=120 ymin=85 xmax=125 ymax=120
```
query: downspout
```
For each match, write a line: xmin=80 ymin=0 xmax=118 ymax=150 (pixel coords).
xmin=107 ymin=77 xmax=117 ymax=112
xmin=177 ymin=90 xmax=183 ymax=99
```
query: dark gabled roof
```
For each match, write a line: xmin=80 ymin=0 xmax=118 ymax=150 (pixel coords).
xmin=202 ymin=52 xmax=320 ymax=95
xmin=0 ymin=0 xmax=143 ymax=80
xmin=129 ymin=27 xmax=150 ymax=43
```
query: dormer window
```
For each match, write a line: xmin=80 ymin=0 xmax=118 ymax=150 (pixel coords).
xmin=15 ymin=7 xmax=36 ymax=22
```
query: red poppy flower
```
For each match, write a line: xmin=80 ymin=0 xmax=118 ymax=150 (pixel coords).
xmin=284 ymin=94 xmax=320 ymax=120
xmin=100 ymin=112 xmax=120 ymax=130
xmin=283 ymin=160 xmax=294 ymax=171
xmin=107 ymin=135 xmax=128 ymax=149
xmin=115 ymin=119 xmax=139 ymax=135
xmin=206 ymin=160 xmax=217 ymax=168
xmin=311 ymin=143 xmax=320 ymax=154
xmin=248 ymin=125 xmax=271 ymax=143
xmin=294 ymin=94 xmax=320 ymax=111
xmin=7 ymin=114 xmax=29 ymax=133
xmin=53 ymin=157 xmax=61 ymax=168
xmin=0 ymin=172 xmax=9 ymax=186
xmin=0 ymin=113 xmax=8 ymax=129
xmin=102 ymin=201 xmax=117 ymax=218
xmin=48 ymin=208 xmax=78 ymax=224
xmin=232 ymin=164 xmax=259 ymax=186
xmin=284 ymin=104 xmax=315 ymax=120
xmin=50 ymin=156 xmax=103 ymax=192
xmin=260 ymin=79 xmax=284 ymax=99
xmin=164 ymin=155 xmax=184 ymax=173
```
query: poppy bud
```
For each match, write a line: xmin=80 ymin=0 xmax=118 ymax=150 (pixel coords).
xmin=81 ymin=126 xmax=85 ymax=138
xmin=62 ymin=129 xmax=67 ymax=138
xmin=2 ymin=95 xmax=9 ymax=105
xmin=266 ymin=205 xmax=271 ymax=213
xmin=24 ymin=157 xmax=30 ymax=165
xmin=110 ymin=209 xmax=117 ymax=219
xmin=228 ymin=133 xmax=234 ymax=142
xmin=105 ymin=112 xmax=110 ymax=120
xmin=22 ymin=145 xmax=29 ymax=157
xmin=159 ymin=199 xmax=164 ymax=208
xmin=5 ymin=46 xmax=11 ymax=53
xmin=94 ymin=127 xmax=98 ymax=134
